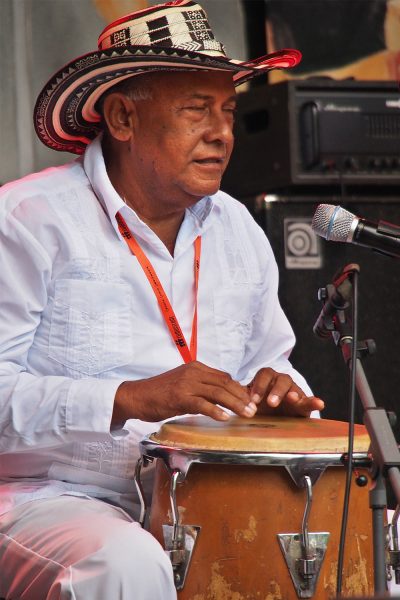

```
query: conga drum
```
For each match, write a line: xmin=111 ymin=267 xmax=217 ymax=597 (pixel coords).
xmin=139 ymin=415 xmax=374 ymax=599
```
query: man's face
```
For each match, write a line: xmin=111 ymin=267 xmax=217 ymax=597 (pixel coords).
xmin=130 ymin=71 xmax=236 ymax=211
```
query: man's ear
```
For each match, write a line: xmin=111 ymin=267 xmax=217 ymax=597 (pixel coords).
xmin=102 ymin=93 xmax=137 ymax=142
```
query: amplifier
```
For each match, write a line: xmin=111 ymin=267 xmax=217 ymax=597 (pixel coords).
xmin=222 ymin=79 xmax=400 ymax=196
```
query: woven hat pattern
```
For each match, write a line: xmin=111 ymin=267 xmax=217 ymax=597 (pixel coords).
xmin=98 ymin=5 xmax=226 ymax=55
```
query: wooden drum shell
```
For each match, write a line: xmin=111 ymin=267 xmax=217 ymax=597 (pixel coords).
xmin=146 ymin=417 xmax=374 ymax=599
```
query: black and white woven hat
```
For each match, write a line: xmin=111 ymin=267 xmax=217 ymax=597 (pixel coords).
xmin=34 ymin=0 xmax=301 ymax=155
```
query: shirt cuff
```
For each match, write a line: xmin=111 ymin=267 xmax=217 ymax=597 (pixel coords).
xmin=66 ymin=377 xmax=126 ymax=440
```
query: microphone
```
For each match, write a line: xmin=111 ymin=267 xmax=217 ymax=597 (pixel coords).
xmin=312 ymin=204 xmax=400 ymax=259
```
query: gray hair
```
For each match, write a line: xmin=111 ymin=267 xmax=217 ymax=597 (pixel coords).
xmin=96 ymin=75 xmax=153 ymax=119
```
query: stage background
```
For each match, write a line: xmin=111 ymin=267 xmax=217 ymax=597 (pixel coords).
xmin=266 ymin=0 xmax=400 ymax=83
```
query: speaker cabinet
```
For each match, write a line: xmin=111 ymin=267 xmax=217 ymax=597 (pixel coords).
xmin=254 ymin=195 xmax=400 ymax=440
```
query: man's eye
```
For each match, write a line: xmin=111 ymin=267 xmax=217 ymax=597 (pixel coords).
xmin=185 ymin=106 xmax=206 ymax=111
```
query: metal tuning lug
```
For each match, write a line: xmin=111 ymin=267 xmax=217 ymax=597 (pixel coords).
xmin=277 ymin=475 xmax=329 ymax=598
xmin=162 ymin=470 xmax=200 ymax=590
xmin=133 ymin=455 xmax=154 ymax=528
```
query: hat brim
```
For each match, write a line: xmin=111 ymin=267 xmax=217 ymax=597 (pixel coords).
xmin=34 ymin=45 xmax=301 ymax=155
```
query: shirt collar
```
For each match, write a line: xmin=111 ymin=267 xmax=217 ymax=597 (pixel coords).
xmin=188 ymin=196 xmax=214 ymax=225
xmin=83 ymin=135 xmax=128 ymax=241
xmin=83 ymin=134 xmax=218 ymax=242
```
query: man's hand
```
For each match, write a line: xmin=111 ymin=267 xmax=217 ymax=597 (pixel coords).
xmin=112 ymin=361 xmax=257 ymax=426
xmin=247 ymin=368 xmax=324 ymax=417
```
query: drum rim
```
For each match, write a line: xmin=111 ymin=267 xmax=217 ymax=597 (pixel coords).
xmin=140 ymin=437 xmax=370 ymax=482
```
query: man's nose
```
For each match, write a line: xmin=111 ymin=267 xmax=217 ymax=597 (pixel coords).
xmin=203 ymin=110 xmax=234 ymax=146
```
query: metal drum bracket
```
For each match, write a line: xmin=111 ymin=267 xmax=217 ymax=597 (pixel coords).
xmin=277 ymin=475 xmax=329 ymax=598
xmin=162 ymin=470 xmax=200 ymax=590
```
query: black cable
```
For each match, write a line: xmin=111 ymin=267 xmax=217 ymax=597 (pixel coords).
xmin=336 ymin=269 xmax=359 ymax=596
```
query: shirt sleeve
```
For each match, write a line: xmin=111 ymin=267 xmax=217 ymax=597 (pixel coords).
xmin=0 ymin=210 xmax=123 ymax=454
xmin=235 ymin=208 xmax=314 ymax=398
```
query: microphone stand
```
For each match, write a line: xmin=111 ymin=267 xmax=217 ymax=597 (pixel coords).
xmin=315 ymin=264 xmax=400 ymax=594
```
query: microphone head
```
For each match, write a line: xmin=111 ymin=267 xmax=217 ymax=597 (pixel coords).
xmin=312 ymin=204 xmax=356 ymax=242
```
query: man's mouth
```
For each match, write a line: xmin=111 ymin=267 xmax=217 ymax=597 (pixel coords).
xmin=194 ymin=157 xmax=225 ymax=165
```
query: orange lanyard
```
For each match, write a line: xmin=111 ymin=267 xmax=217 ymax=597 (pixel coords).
xmin=116 ymin=211 xmax=201 ymax=363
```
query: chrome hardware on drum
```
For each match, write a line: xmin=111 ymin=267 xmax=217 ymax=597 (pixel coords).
xmin=135 ymin=415 xmax=373 ymax=599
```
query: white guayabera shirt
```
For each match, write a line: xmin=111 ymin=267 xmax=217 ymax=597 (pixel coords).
xmin=0 ymin=136 xmax=314 ymax=517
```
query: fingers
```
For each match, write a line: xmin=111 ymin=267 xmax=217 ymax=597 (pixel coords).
xmin=247 ymin=368 xmax=325 ymax=417
xmin=281 ymin=391 xmax=325 ymax=417
xmin=199 ymin=383 xmax=258 ymax=419
xmin=184 ymin=362 xmax=257 ymax=419
xmin=247 ymin=368 xmax=292 ymax=407
xmin=198 ymin=366 xmax=249 ymax=403
xmin=186 ymin=396 xmax=232 ymax=422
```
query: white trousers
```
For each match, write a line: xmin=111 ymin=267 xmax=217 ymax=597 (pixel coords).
xmin=0 ymin=495 xmax=177 ymax=599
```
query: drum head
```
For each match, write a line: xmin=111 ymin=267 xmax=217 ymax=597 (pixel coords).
xmin=150 ymin=415 xmax=370 ymax=453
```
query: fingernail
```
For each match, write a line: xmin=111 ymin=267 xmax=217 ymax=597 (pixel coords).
xmin=251 ymin=393 xmax=261 ymax=404
xmin=244 ymin=403 xmax=257 ymax=417
xmin=269 ymin=394 xmax=280 ymax=407
xmin=220 ymin=411 xmax=230 ymax=420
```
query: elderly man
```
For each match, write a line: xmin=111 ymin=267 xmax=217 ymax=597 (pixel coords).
xmin=0 ymin=1 xmax=323 ymax=598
